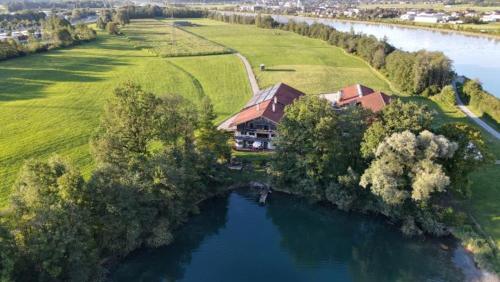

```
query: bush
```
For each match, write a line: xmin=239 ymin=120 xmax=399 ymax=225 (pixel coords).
xmin=435 ymin=85 xmax=456 ymax=105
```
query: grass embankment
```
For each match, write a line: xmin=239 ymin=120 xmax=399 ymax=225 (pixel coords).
xmin=183 ymin=19 xmax=391 ymax=95
xmin=122 ymin=19 xmax=233 ymax=57
xmin=0 ymin=20 xmax=252 ymax=206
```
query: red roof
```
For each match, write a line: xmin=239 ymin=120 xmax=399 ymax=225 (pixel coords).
xmin=231 ymin=83 xmax=304 ymax=126
xmin=340 ymin=84 xmax=375 ymax=101
xmin=337 ymin=89 xmax=391 ymax=112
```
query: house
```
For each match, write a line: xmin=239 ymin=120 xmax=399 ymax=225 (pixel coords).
xmin=400 ymin=11 xmax=416 ymax=21
xmin=321 ymin=84 xmax=391 ymax=112
xmin=223 ymin=83 xmax=305 ymax=150
xmin=414 ymin=12 xmax=445 ymax=23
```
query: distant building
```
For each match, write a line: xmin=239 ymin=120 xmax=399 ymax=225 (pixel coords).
xmin=414 ymin=13 xmax=445 ymax=23
xmin=400 ymin=11 xmax=416 ymax=21
xmin=482 ymin=13 xmax=500 ymax=23
xmin=321 ymin=84 xmax=391 ymax=113
xmin=221 ymin=83 xmax=304 ymax=150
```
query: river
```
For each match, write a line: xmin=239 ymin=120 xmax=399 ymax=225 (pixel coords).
xmin=270 ymin=15 xmax=500 ymax=98
xmin=111 ymin=190 xmax=477 ymax=282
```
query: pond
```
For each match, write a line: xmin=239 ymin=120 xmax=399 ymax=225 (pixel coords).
xmin=111 ymin=190 xmax=474 ymax=282
xmin=272 ymin=15 xmax=500 ymax=97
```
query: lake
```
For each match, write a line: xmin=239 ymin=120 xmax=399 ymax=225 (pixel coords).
xmin=272 ymin=15 xmax=500 ymax=98
xmin=111 ymin=190 xmax=474 ymax=282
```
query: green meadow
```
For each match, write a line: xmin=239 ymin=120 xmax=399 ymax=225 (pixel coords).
xmin=0 ymin=23 xmax=252 ymax=206
xmin=183 ymin=19 xmax=391 ymax=94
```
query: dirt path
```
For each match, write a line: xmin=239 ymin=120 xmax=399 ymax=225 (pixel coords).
xmin=236 ymin=53 xmax=260 ymax=95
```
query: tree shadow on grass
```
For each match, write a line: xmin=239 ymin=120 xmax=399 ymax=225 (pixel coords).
xmin=0 ymin=54 xmax=130 ymax=102
xmin=264 ymin=68 xmax=296 ymax=72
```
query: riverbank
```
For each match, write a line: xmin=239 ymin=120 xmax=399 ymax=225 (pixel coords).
xmin=303 ymin=16 xmax=500 ymax=40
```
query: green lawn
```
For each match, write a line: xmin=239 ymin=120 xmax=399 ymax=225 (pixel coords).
xmin=0 ymin=25 xmax=252 ymax=206
xmin=122 ymin=19 xmax=232 ymax=57
xmin=183 ymin=19 xmax=391 ymax=94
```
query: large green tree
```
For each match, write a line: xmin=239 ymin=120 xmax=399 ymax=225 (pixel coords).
xmin=271 ymin=96 xmax=371 ymax=202
xmin=361 ymin=99 xmax=434 ymax=159
xmin=10 ymin=157 xmax=101 ymax=281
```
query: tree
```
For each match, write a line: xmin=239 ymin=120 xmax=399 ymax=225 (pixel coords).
xmin=10 ymin=156 xmax=101 ymax=281
xmin=437 ymin=122 xmax=492 ymax=197
xmin=196 ymin=96 xmax=231 ymax=174
xmin=114 ymin=9 xmax=130 ymax=25
xmin=73 ymin=24 xmax=97 ymax=41
xmin=360 ymin=130 xmax=458 ymax=206
xmin=435 ymin=85 xmax=456 ymax=106
xmin=106 ymin=21 xmax=120 ymax=35
xmin=271 ymin=96 xmax=371 ymax=202
xmin=0 ymin=221 xmax=16 ymax=282
xmin=361 ymin=99 xmax=434 ymax=158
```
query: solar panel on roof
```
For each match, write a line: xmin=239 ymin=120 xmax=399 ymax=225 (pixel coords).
xmin=244 ymin=83 xmax=281 ymax=108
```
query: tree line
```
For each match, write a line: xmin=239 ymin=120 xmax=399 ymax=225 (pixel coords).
xmin=0 ymin=15 xmax=96 ymax=61
xmin=6 ymin=0 xmax=106 ymax=12
xmin=269 ymin=95 xmax=496 ymax=266
xmin=208 ymin=12 xmax=454 ymax=96
xmin=459 ymin=79 xmax=500 ymax=126
xmin=0 ymin=82 xmax=231 ymax=281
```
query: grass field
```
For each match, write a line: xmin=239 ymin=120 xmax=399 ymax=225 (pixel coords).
xmin=0 ymin=21 xmax=252 ymax=206
xmin=182 ymin=19 xmax=391 ymax=95
xmin=122 ymin=19 xmax=232 ymax=57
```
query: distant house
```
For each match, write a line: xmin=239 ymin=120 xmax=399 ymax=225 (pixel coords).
xmin=321 ymin=84 xmax=391 ymax=113
xmin=414 ymin=13 xmax=445 ymax=23
xmin=220 ymin=83 xmax=304 ymax=150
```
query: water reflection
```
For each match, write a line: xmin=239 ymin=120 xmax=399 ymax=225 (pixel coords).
xmin=111 ymin=190 xmax=465 ymax=282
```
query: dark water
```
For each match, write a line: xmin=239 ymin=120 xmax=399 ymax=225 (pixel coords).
xmin=111 ymin=190 xmax=466 ymax=282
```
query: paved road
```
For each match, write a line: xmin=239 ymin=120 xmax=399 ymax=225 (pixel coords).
xmin=452 ymin=80 xmax=500 ymax=140
xmin=218 ymin=53 xmax=260 ymax=131
xmin=236 ymin=53 xmax=260 ymax=95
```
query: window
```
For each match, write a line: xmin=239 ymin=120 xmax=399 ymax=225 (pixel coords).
xmin=264 ymin=125 xmax=269 ymax=130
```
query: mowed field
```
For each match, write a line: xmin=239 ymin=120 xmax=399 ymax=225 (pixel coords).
xmin=0 ymin=21 xmax=252 ymax=206
xmin=182 ymin=19 xmax=391 ymax=95
xmin=122 ymin=19 xmax=232 ymax=57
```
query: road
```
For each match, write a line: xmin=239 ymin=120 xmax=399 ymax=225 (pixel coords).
xmin=452 ymin=79 xmax=500 ymax=140
xmin=217 ymin=53 xmax=260 ymax=131
xmin=236 ymin=53 xmax=260 ymax=95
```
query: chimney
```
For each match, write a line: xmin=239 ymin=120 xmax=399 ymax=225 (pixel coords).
xmin=272 ymin=102 xmax=276 ymax=112
xmin=357 ymin=84 xmax=363 ymax=97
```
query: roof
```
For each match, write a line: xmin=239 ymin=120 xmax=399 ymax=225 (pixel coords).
xmin=231 ymin=83 xmax=304 ymax=126
xmin=339 ymin=84 xmax=375 ymax=101
xmin=337 ymin=90 xmax=391 ymax=112
xmin=243 ymin=83 xmax=305 ymax=109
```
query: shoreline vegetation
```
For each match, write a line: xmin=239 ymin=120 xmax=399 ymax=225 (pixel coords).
xmin=209 ymin=9 xmax=500 ymax=39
